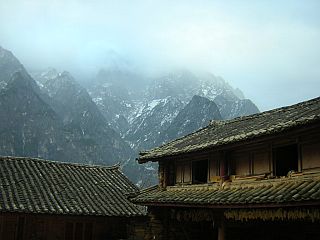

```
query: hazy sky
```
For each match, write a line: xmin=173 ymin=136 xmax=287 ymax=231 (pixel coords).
xmin=0 ymin=0 xmax=319 ymax=110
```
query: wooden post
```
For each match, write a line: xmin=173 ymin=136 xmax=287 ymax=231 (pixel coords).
xmin=158 ymin=162 xmax=166 ymax=189
xmin=218 ymin=221 xmax=225 ymax=240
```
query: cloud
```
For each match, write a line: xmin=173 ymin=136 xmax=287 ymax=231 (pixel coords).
xmin=0 ymin=0 xmax=319 ymax=110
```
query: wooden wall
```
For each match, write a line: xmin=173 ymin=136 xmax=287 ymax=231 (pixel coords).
xmin=0 ymin=212 xmax=145 ymax=240
xmin=226 ymin=220 xmax=320 ymax=240
xmin=166 ymin=125 xmax=320 ymax=186
xmin=301 ymin=142 xmax=320 ymax=170
xmin=209 ymin=152 xmax=224 ymax=182
xmin=229 ymin=145 xmax=271 ymax=177
xmin=231 ymin=152 xmax=251 ymax=176
xmin=252 ymin=151 xmax=270 ymax=175
xmin=175 ymin=161 xmax=192 ymax=185
xmin=144 ymin=207 xmax=221 ymax=240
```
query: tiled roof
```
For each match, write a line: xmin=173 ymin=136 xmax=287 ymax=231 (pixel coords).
xmin=131 ymin=175 xmax=320 ymax=207
xmin=139 ymin=97 xmax=320 ymax=162
xmin=0 ymin=156 xmax=145 ymax=217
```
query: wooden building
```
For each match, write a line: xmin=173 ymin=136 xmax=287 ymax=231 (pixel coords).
xmin=131 ymin=97 xmax=320 ymax=240
xmin=0 ymin=156 xmax=146 ymax=240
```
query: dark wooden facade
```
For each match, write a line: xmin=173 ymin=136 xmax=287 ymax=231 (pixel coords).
xmin=139 ymin=207 xmax=320 ymax=240
xmin=168 ymin=122 xmax=320 ymax=188
xmin=0 ymin=212 xmax=143 ymax=240
xmin=133 ymin=97 xmax=320 ymax=240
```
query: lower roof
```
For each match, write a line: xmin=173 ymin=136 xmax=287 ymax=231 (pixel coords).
xmin=0 ymin=156 xmax=145 ymax=217
xmin=131 ymin=174 xmax=320 ymax=208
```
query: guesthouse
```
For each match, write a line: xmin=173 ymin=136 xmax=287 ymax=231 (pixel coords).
xmin=132 ymin=97 xmax=320 ymax=240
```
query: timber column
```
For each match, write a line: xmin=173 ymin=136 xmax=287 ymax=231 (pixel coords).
xmin=218 ymin=221 xmax=225 ymax=240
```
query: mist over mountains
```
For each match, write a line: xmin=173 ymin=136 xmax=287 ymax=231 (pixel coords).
xmin=0 ymin=46 xmax=259 ymax=185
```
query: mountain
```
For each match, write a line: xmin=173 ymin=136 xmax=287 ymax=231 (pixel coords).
xmin=86 ymin=69 xmax=147 ymax=134
xmin=159 ymin=95 xmax=222 ymax=143
xmin=0 ymin=46 xmax=28 ymax=89
xmin=0 ymin=46 xmax=42 ymax=93
xmin=0 ymin=47 xmax=142 ymax=182
xmin=214 ymin=96 xmax=260 ymax=119
xmin=87 ymin=68 xmax=260 ymax=153
xmin=125 ymin=97 xmax=184 ymax=151
xmin=0 ymin=71 xmax=72 ymax=160
xmin=147 ymin=71 xmax=240 ymax=102
xmin=34 ymin=69 xmax=135 ymax=166
xmin=32 ymin=68 xmax=145 ymax=182
xmin=148 ymin=71 xmax=258 ymax=118
xmin=146 ymin=70 xmax=198 ymax=102
xmin=0 ymin=46 xmax=260 ymax=186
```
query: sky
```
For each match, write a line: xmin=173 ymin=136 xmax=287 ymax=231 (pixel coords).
xmin=0 ymin=0 xmax=319 ymax=110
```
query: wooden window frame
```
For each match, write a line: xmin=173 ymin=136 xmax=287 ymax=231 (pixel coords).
xmin=272 ymin=143 xmax=299 ymax=177
xmin=191 ymin=159 xmax=209 ymax=184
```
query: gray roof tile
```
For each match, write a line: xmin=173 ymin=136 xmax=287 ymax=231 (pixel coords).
xmin=139 ymin=97 xmax=320 ymax=162
xmin=131 ymin=176 xmax=320 ymax=207
xmin=0 ymin=156 xmax=145 ymax=216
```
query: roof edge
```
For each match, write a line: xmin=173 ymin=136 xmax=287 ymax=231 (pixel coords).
xmin=138 ymin=96 xmax=320 ymax=162
xmin=0 ymin=156 xmax=120 ymax=170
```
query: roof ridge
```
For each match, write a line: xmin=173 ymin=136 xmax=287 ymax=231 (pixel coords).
xmin=139 ymin=124 xmax=211 ymax=155
xmin=142 ymin=97 xmax=320 ymax=154
xmin=214 ymin=96 xmax=320 ymax=125
xmin=0 ymin=156 xmax=120 ymax=170
xmin=132 ymin=176 xmax=320 ymax=206
xmin=138 ymin=96 xmax=320 ymax=161
xmin=140 ymin=185 xmax=159 ymax=193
